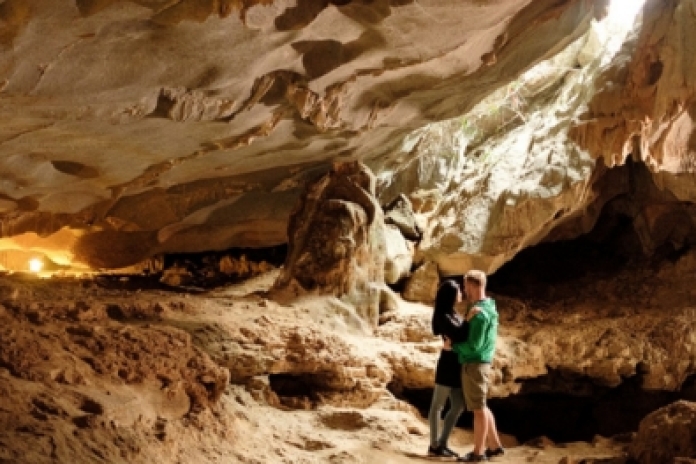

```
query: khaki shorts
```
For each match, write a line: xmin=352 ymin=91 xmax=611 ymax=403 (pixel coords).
xmin=461 ymin=363 xmax=490 ymax=410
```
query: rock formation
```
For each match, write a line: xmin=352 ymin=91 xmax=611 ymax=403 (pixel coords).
xmin=629 ymin=401 xmax=696 ymax=464
xmin=378 ymin=6 xmax=630 ymax=280
xmin=0 ymin=278 xmax=233 ymax=463
xmin=369 ymin=0 xmax=696 ymax=294
xmin=0 ymin=0 xmax=601 ymax=269
xmin=383 ymin=223 xmax=412 ymax=285
xmin=3 ymin=244 xmax=694 ymax=461
xmin=3 ymin=0 xmax=696 ymax=462
xmin=402 ymin=260 xmax=439 ymax=303
xmin=273 ymin=161 xmax=386 ymax=325
xmin=572 ymin=0 xmax=696 ymax=175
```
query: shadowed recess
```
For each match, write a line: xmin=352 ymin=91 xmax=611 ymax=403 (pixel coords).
xmin=76 ymin=0 xmax=276 ymax=23
xmin=274 ymin=0 xmax=361 ymax=31
xmin=73 ymin=230 xmax=159 ymax=269
xmin=292 ymin=40 xmax=348 ymax=79
xmin=331 ymin=0 xmax=392 ymax=24
xmin=291 ymin=28 xmax=386 ymax=79
xmin=0 ymin=0 xmax=31 ymax=45
xmin=487 ymin=371 xmax=696 ymax=443
xmin=489 ymin=162 xmax=696 ymax=300
xmin=51 ymin=160 xmax=100 ymax=179
xmin=16 ymin=196 xmax=40 ymax=212
xmin=397 ymin=373 xmax=696 ymax=443
xmin=275 ymin=0 xmax=330 ymax=31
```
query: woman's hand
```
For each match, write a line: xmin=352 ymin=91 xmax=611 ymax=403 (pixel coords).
xmin=466 ymin=306 xmax=482 ymax=321
xmin=442 ymin=337 xmax=452 ymax=351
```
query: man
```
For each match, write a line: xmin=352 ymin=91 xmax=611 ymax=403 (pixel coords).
xmin=453 ymin=270 xmax=504 ymax=462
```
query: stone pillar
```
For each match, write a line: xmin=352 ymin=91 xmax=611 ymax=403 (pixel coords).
xmin=274 ymin=161 xmax=386 ymax=326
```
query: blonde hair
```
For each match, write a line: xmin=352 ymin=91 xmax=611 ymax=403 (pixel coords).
xmin=465 ymin=270 xmax=487 ymax=288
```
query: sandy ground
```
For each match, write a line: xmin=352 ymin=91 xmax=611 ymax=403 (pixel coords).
xmin=0 ymin=269 xmax=637 ymax=463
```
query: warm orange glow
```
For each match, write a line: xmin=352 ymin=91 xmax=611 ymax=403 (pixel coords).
xmin=28 ymin=258 xmax=44 ymax=273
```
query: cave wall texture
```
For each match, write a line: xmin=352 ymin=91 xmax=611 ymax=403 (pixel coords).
xmin=378 ymin=0 xmax=696 ymax=280
xmin=0 ymin=0 xmax=603 ymax=269
xmin=0 ymin=0 xmax=694 ymax=280
xmin=4 ymin=3 xmax=696 ymax=461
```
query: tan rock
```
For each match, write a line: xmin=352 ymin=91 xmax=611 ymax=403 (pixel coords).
xmin=159 ymin=265 xmax=193 ymax=287
xmin=526 ymin=435 xmax=555 ymax=450
xmin=0 ymin=0 xmax=600 ymax=267
xmin=572 ymin=0 xmax=696 ymax=175
xmin=384 ymin=194 xmax=421 ymax=241
xmin=629 ymin=401 xmax=696 ymax=464
xmin=403 ymin=261 xmax=440 ymax=304
xmin=383 ymin=224 xmax=412 ymax=285
xmin=273 ymin=161 xmax=386 ymax=326
xmin=196 ymin=314 xmax=390 ymax=408
xmin=378 ymin=286 xmax=400 ymax=316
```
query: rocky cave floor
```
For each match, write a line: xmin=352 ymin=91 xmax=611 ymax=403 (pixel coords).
xmin=1 ymin=245 xmax=696 ymax=463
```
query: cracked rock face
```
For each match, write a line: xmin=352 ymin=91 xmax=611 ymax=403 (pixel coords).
xmin=0 ymin=0 xmax=600 ymax=269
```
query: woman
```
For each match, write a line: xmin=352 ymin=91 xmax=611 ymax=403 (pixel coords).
xmin=428 ymin=279 xmax=469 ymax=458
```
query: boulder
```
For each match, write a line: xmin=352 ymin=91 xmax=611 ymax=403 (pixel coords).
xmin=628 ymin=401 xmax=696 ymax=464
xmin=402 ymin=261 xmax=440 ymax=304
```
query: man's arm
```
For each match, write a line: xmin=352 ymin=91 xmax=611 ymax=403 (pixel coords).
xmin=453 ymin=309 xmax=487 ymax=357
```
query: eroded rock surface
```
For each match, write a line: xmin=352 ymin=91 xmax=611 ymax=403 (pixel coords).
xmin=373 ymin=0 xmax=696 ymax=281
xmin=383 ymin=224 xmax=412 ymax=285
xmin=379 ymin=11 xmax=620 ymax=276
xmin=0 ymin=278 xmax=232 ymax=463
xmin=572 ymin=0 xmax=696 ymax=175
xmin=273 ymin=161 xmax=386 ymax=325
xmin=1 ymin=1 xmax=696 ymax=463
xmin=402 ymin=260 xmax=439 ymax=304
xmin=629 ymin=401 xmax=696 ymax=464
xmin=0 ymin=0 xmax=600 ymax=268
xmin=1 ymin=251 xmax=694 ymax=462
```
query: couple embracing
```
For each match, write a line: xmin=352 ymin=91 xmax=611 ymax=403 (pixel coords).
xmin=428 ymin=270 xmax=504 ymax=462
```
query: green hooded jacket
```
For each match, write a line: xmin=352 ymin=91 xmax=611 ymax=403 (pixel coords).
xmin=453 ymin=298 xmax=498 ymax=364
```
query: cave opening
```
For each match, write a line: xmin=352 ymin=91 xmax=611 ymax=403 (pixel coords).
xmin=397 ymin=372 xmax=696 ymax=444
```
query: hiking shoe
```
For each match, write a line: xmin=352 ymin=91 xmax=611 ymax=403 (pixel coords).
xmin=457 ymin=452 xmax=488 ymax=462
xmin=428 ymin=445 xmax=458 ymax=458
xmin=485 ymin=447 xmax=505 ymax=458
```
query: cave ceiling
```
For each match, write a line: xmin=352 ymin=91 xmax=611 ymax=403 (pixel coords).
xmin=0 ymin=0 xmax=642 ymax=269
